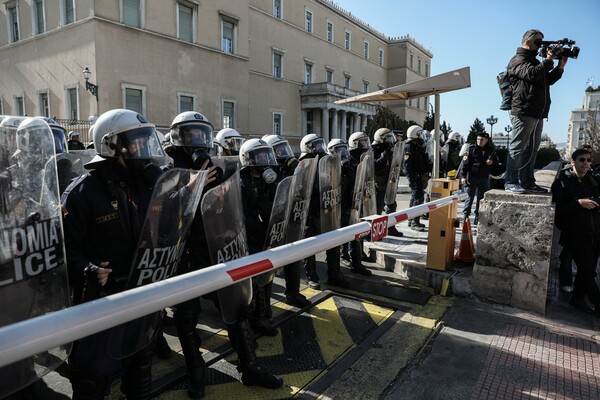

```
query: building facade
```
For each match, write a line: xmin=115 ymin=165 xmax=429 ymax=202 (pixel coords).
xmin=566 ymin=86 xmax=600 ymax=156
xmin=0 ymin=0 xmax=433 ymax=147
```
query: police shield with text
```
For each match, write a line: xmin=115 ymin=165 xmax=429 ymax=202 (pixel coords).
xmin=0 ymin=117 xmax=71 ymax=398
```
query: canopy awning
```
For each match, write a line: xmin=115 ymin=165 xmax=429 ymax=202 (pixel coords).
xmin=335 ymin=67 xmax=471 ymax=104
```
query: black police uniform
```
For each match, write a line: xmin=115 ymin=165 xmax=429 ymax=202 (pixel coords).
xmin=403 ymin=138 xmax=430 ymax=229
xmin=460 ymin=142 xmax=498 ymax=221
xmin=373 ymin=142 xmax=403 ymax=237
xmin=61 ymin=159 xmax=155 ymax=400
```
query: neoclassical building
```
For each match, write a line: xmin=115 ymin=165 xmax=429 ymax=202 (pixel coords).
xmin=0 ymin=0 xmax=432 ymax=146
xmin=566 ymin=86 xmax=600 ymax=156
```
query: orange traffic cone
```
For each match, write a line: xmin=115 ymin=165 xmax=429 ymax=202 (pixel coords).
xmin=455 ymin=218 xmax=475 ymax=263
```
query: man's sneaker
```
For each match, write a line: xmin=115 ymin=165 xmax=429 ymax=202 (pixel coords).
xmin=307 ymin=279 xmax=320 ymax=290
xmin=505 ymin=184 xmax=525 ymax=194
xmin=524 ymin=184 xmax=548 ymax=194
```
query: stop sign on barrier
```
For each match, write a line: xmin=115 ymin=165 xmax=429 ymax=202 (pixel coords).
xmin=368 ymin=215 xmax=388 ymax=242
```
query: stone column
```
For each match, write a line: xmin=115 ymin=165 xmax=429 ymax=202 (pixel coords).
xmin=321 ymin=108 xmax=330 ymax=142
xmin=301 ymin=109 xmax=308 ymax=135
xmin=360 ymin=114 xmax=367 ymax=131
xmin=340 ymin=110 xmax=347 ymax=140
xmin=331 ymin=109 xmax=338 ymax=139
xmin=352 ymin=112 xmax=359 ymax=133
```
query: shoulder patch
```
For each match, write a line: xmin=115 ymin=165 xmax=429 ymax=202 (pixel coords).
xmin=463 ymin=155 xmax=468 ymax=161
xmin=404 ymin=154 xmax=410 ymax=160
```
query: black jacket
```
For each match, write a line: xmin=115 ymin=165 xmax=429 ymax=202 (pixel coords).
xmin=508 ymin=48 xmax=563 ymax=119
xmin=403 ymin=139 xmax=430 ymax=182
xmin=551 ymin=168 xmax=600 ymax=236
xmin=460 ymin=143 xmax=498 ymax=180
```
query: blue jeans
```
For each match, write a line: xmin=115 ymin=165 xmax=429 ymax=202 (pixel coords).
xmin=505 ymin=115 xmax=543 ymax=188
xmin=463 ymin=176 xmax=489 ymax=217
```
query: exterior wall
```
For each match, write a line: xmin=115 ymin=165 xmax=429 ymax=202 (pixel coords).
xmin=567 ymin=87 xmax=600 ymax=157
xmin=0 ymin=0 xmax=433 ymax=144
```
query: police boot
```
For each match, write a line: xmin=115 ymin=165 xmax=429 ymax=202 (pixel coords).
xmin=349 ymin=241 xmax=372 ymax=276
xmin=250 ymin=286 xmax=277 ymax=337
xmin=70 ymin=370 xmax=110 ymax=400
xmin=387 ymin=226 xmax=404 ymax=237
xmin=229 ymin=320 xmax=283 ymax=389
xmin=155 ymin=331 xmax=172 ymax=360
xmin=304 ymin=256 xmax=320 ymax=289
xmin=284 ymin=261 xmax=311 ymax=307
xmin=120 ymin=340 xmax=154 ymax=400
xmin=326 ymin=248 xmax=349 ymax=288
xmin=341 ymin=243 xmax=351 ymax=264
xmin=410 ymin=218 xmax=425 ymax=232
xmin=174 ymin=309 xmax=206 ymax=399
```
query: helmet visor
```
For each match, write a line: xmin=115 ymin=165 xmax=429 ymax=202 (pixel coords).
xmin=309 ymin=138 xmax=326 ymax=154
xmin=52 ymin=127 xmax=68 ymax=154
xmin=354 ymin=137 xmax=370 ymax=150
xmin=244 ymin=147 xmax=277 ymax=167
xmin=382 ymin=133 xmax=396 ymax=145
xmin=273 ymin=142 xmax=294 ymax=159
xmin=329 ymin=144 xmax=350 ymax=159
xmin=224 ymin=136 xmax=245 ymax=153
xmin=177 ymin=123 xmax=213 ymax=149
xmin=119 ymin=127 xmax=165 ymax=160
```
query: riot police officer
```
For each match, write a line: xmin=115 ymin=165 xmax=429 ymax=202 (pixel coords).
xmin=441 ymin=131 xmax=462 ymax=176
xmin=215 ymin=128 xmax=245 ymax=156
xmin=262 ymin=134 xmax=311 ymax=307
xmin=299 ymin=134 xmax=348 ymax=289
xmin=372 ymin=127 xmax=403 ymax=237
xmin=61 ymin=109 xmax=166 ymax=400
xmin=331 ymin=135 xmax=372 ymax=276
xmin=403 ymin=125 xmax=430 ymax=231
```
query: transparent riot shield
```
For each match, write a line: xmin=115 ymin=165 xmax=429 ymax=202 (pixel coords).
xmin=212 ymin=155 xmax=240 ymax=181
xmin=107 ymin=168 xmax=207 ymax=360
xmin=201 ymin=170 xmax=252 ymax=325
xmin=362 ymin=150 xmax=377 ymax=217
xmin=63 ymin=149 xmax=96 ymax=177
xmin=0 ymin=118 xmax=70 ymax=397
xmin=285 ymin=157 xmax=317 ymax=243
xmin=254 ymin=176 xmax=294 ymax=286
xmin=53 ymin=149 xmax=96 ymax=195
xmin=384 ymin=144 xmax=405 ymax=205
xmin=319 ymin=154 xmax=342 ymax=233
xmin=349 ymin=160 xmax=367 ymax=225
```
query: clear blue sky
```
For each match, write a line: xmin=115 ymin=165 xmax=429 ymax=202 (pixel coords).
xmin=337 ymin=0 xmax=600 ymax=145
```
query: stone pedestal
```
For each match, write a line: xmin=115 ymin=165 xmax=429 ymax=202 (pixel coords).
xmin=472 ymin=163 xmax=560 ymax=314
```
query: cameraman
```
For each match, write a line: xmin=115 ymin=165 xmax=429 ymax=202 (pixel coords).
xmin=551 ymin=148 xmax=600 ymax=314
xmin=505 ymin=29 xmax=567 ymax=194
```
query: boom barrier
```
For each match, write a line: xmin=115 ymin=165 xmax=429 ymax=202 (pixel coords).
xmin=0 ymin=192 xmax=467 ymax=368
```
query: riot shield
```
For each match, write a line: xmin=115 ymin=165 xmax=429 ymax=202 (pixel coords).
xmin=201 ymin=170 xmax=252 ymax=325
xmin=319 ymin=154 xmax=342 ymax=233
xmin=0 ymin=118 xmax=70 ymax=397
xmin=349 ymin=160 xmax=367 ymax=225
xmin=63 ymin=149 xmax=96 ymax=177
xmin=254 ymin=176 xmax=294 ymax=286
xmin=362 ymin=151 xmax=377 ymax=217
xmin=107 ymin=168 xmax=207 ymax=360
xmin=384 ymin=143 xmax=405 ymax=205
xmin=285 ymin=158 xmax=317 ymax=243
xmin=212 ymin=155 xmax=240 ymax=180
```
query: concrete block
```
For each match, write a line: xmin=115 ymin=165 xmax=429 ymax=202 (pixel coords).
xmin=451 ymin=274 xmax=473 ymax=297
xmin=472 ymin=263 xmax=513 ymax=305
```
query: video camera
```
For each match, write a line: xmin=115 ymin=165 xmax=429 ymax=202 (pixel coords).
xmin=536 ymin=38 xmax=580 ymax=59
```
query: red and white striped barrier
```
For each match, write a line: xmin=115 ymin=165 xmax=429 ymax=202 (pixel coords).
xmin=0 ymin=192 xmax=466 ymax=368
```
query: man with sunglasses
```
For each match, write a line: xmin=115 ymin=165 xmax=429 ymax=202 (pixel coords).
xmin=551 ymin=148 xmax=600 ymax=314
xmin=505 ymin=29 xmax=568 ymax=194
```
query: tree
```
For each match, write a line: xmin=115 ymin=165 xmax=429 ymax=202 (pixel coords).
xmin=440 ymin=121 xmax=452 ymax=142
xmin=423 ymin=111 xmax=434 ymax=131
xmin=364 ymin=105 xmax=417 ymax=140
xmin=467 ymin=118 xmax=487 ymax=144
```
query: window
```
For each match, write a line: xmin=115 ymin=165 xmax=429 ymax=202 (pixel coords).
xmin=409 ymin=99 xmax=413 ymax=107
xmin=177 ymin=2 xmax=194 ymax=42
xmin=122 ymin=0 xmax=142 ymax=28
xmin=363 ymin=81 xmax=369 ymax=93
xmin=305 ymin=9 xmax=313 ymax=33
xmin=66 ymin=87 xmax=78 ymax=119
xmin=178 ymin=93 xmax=194 ymax=113
xmin=417 ymin=97 xmax=421 ymax=109
xmin=223 ymin=101 xmax=235 ymax=129
xmin=344 ymin=75 xmax=350 ymax=89
xmin=122 ymin=84 xmax=146 ymax=116
xmin=363 ymin=41 xmax=369 ymax=59
xmin=273 ymin=52 xmax=282 ymax=78
xmin=38 ymin=92 xmax=49 ymax=117
xmin=418 ymin=59 xmax=422 ymax=74
xmin=326 ymin=69 xmax=333 ymax=84
xmin=273 ymin=113 xmax=282 ymax=135
xmin=305 ymin=63 xmax=312 ymax=84
xmin=14 ymin=95 xmax=25 ymax=116
xmin=378 ymin=48 xmax=384 ymax=66
xmin=7 ymin=5 xmax=19 ymax=43
xmin=221 ymin=19 xmax=235 ymax=54
xmin=425 ymin=63 xmax=429 ymax=77
xmin=33 ymin=0 xmax=45 ymax=35
xmin=410 ymin=54 xmax=413 ymax=69
xmin=62 ymin=0 xmax=75 ymax=25
xmin=344 ymin=31 xmax=351 ymax=50
xmin=273 ymin=0 xmax=282 ymax=19
xmin=326 ymin=21 xmax=333 ymax=42
xmin=0 ymin=98 xmax=3 ymax=115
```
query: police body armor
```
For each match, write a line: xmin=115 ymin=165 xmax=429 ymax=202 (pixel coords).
xmin=107 ymin=168 xmax=207 ymax=359
xmin=201 ymin=170 xmax=252 ymax=325
xmin=0 ymin=120 xmax=70 ymax=397
xmin=384 ymin=143 xmax=405 ymax=206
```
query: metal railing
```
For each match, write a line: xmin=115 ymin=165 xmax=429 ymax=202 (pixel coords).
xmin=54 ymin=118 xmax=94 ymax=144
xmin=0 ymin=192 xmax=467 ymax=368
